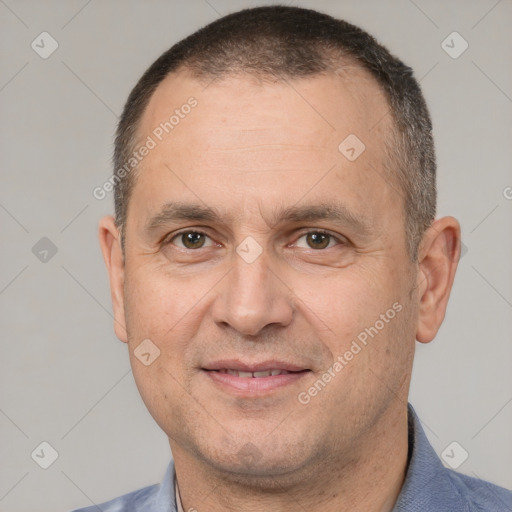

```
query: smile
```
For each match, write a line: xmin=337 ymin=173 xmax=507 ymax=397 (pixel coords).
xmin=203 ymin=367 xmax=310 ymax=395
xmin=213 ymin=369 xmax=297 ymax=377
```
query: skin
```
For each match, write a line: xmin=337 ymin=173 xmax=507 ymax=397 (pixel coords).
xmin=99 ymin=68 xmax=461 ymax=511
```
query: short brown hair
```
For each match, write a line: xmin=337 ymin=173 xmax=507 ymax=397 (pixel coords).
xmin=113 ymin=5 xmax=436 ymax=261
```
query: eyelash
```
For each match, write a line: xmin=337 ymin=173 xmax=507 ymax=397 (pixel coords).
xmin=164 ymin=229 xmax=345 ymax=251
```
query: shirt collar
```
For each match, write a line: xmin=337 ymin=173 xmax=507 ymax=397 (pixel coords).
xmin=174 ymin=472 xmax=185 ymax=512
xmin=392 ymin=403 xmax=469 ymax=511
xmin=153 ymin=461 xmax=177 ymax=512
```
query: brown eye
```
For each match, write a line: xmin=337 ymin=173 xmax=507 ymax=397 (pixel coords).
xmin=305 ymin=232 xmax=331 ymax=250
xmin=171 ymin=231 xmax=211 ymax=249
xmin=293 ymin=230 xmax=343 ymax=251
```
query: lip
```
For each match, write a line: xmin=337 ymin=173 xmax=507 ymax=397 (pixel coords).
xmin=201 ymin=359 xmax=311 ymax=396
xmin=202 ymin=359 xmax=308 ymax=372
xmin=204 ymin=369 xmax=310 ymax=395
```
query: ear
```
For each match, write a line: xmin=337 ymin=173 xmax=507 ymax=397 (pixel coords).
xmin=98 ymin=216 xmax=128 ymax=343
xmin=416 ymin=216 xmax=461 ymax=343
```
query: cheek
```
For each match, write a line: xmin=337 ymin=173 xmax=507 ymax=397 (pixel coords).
xmin=295 ymin=263 xmax=412 ymax=383
xmin=123 ymin=270 xmax=197 ymax=426
xmin=299 ymin=270 xmax=395 ymax=336
xmin=122 ymin=265 xmax=213 ymax=386
xmin=129 ymin=359 xmax=186 ymax=437
xmin=123 ymin=264 xmax=202 ymax=340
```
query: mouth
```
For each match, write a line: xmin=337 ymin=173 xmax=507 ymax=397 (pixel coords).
xmin=202 ymin=360 xmax=311 ymax=395
xmin=209 ymin=368 xmax=304 ymax=378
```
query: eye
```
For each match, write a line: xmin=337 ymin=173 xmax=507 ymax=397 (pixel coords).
xmin=168 ymin=230 xmax=215 ymax=250
xmin=294 ymin=231 xmax=341 ymax=250
xmin=164 ymin=229 xmax=343 ymax=252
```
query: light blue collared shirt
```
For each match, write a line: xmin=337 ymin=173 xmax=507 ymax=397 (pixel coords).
xmin=72 ymin=403 xmax=512 ymax=511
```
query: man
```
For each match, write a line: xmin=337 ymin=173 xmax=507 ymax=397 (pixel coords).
xmin=75 ymin=5 xmax=511 ymax=512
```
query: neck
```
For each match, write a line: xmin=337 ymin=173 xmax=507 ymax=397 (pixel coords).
xmin=171 ymin=405 xmax=409 ymax=512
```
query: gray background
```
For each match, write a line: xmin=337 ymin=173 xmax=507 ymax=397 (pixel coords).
xmin=1 ymin=0 xmax=511 ymax=510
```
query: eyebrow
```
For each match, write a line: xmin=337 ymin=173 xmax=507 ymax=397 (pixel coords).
xmin=145 ymin=201 xmax=374 ymax=236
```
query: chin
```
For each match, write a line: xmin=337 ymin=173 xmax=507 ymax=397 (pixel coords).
xmin=196 ymin=434 xmax=317 ymax=488
xmin=210 ymin=458 xmax=310 ymax=490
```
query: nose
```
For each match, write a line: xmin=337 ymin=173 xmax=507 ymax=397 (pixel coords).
xmin=211 ymin=244 xmax=294 ymax=337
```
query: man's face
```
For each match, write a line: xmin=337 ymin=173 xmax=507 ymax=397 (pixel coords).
xmin=110 ymin=69 xmax=420 ymax=481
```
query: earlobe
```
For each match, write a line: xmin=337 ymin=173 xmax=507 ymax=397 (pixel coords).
xmin=416 ymin=217 xmax=461 ymax=344
xmin=98 ymin=216 xmax=128 ymax=343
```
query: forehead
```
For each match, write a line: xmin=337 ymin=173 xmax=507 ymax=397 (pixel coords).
xmin=130 ymin=68 xmax=402 ymax=236
xmin=137 ymin=67 xmax=390 ymax=151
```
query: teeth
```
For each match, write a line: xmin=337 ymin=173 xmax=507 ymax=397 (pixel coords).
xmin=253 ymin=370 xmax=271 ymax=378
xmin=220 ymin=369 xmax=292 ymax=378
